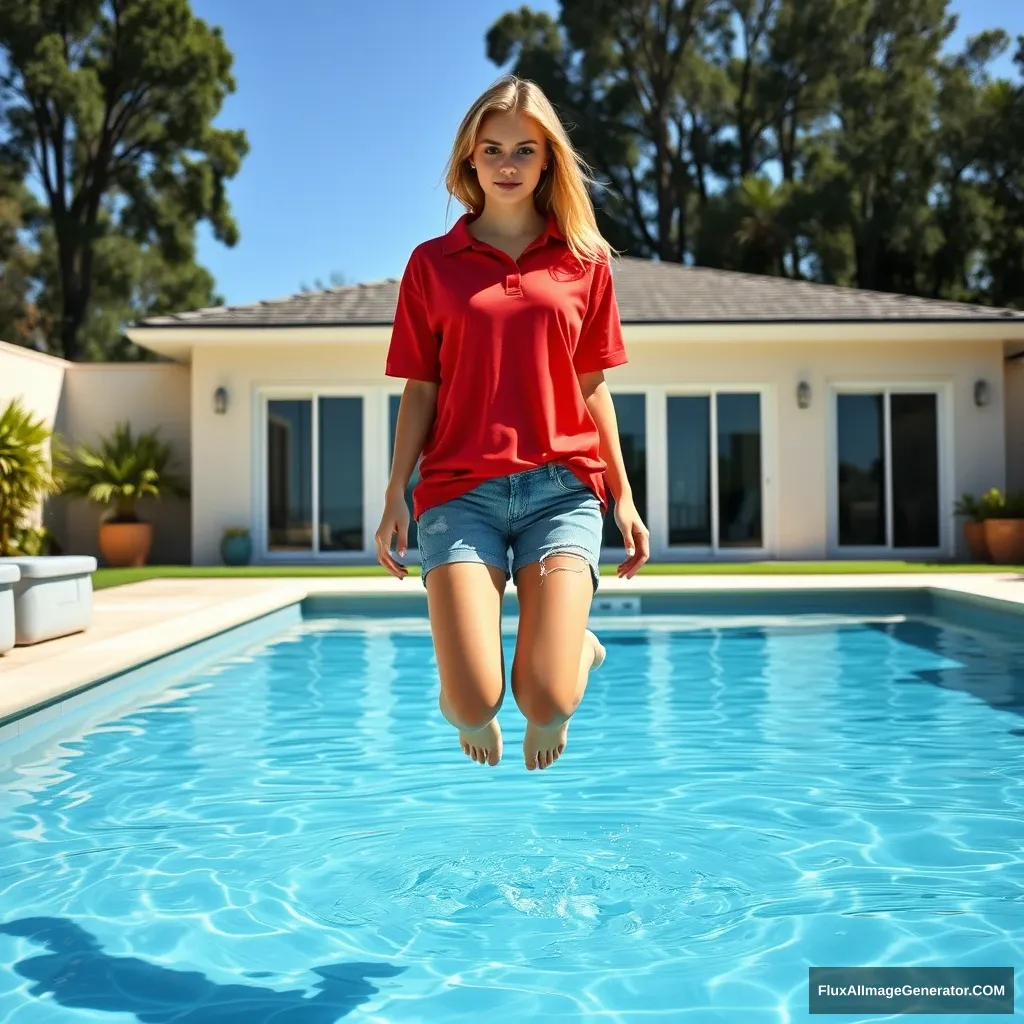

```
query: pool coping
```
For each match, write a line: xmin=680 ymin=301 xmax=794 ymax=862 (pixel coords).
xmin=0 ymin=572 xmax=1022 ymax=733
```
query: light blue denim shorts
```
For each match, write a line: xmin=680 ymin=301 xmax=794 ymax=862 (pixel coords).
xmin=416 ymin=462 xmax=604 ymax=590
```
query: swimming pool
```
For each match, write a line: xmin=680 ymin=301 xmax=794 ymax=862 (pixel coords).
xmin=0 ymin=594 xmax=1022 ymax=1021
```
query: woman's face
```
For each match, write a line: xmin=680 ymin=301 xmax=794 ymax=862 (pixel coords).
xmin=470 ymin=110 xmax=549 ymax=209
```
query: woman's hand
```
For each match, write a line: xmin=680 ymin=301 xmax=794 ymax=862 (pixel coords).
xmin=375 ymin=489 xmax=411 ymax=579
xmin=614 ymin=496 xmax=650 ymax=579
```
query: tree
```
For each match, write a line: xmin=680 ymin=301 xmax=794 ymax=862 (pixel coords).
xmin=487 ymin=0 xmax=732 ymax=261
xmin=828 ymin=0 xmax=953 ymax=294
xmin=486 ymin=0 xmax=1024 ymax=309
xmin=0 ymin=0 xmax=248 ymax=361
xmin=974 ymin=39 xmax=1024 ymax=309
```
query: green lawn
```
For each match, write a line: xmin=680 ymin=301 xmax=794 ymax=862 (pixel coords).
xmin=92 ymin=561 xmax=1024 ymax=590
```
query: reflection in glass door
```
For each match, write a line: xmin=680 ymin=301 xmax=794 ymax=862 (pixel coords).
xmin=667 ymin=392 xmax=763 ymax=551
xmin=717 ymin=393 xmax=763 ymax=547
xmin=267 ymin=400 xmax=312 ymax=550
xmin=837 ymin=391 xmax=939 ymax=549
xmin=266 ymin=396 xmax=364 ymax=555
xmin=319 ymin=397 xmax=364 ymax=551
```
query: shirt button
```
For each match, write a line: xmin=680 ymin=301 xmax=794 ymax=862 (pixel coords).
xmin=506 ymin=273 xmax=521 ymax=291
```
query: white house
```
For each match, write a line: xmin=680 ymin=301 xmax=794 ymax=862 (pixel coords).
xmin=6 ymin=258 xmax=1024 ymax=567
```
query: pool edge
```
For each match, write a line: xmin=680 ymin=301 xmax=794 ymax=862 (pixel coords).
xmin=0 ymin=603 xmax=303 ymax=749
xmin=2 ymin=574 xmax=1021 ymax=750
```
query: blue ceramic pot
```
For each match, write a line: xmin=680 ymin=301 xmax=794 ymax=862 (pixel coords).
xmin=221 ymin=533 xmax=252 ymax=566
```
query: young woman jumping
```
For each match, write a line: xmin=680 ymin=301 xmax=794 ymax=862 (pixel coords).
xmin=376 ymin=75 xmax=649 ymax=771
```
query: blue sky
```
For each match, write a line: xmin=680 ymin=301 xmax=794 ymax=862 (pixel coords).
xmin=192 ymin=0 xmax=1023 ymax=308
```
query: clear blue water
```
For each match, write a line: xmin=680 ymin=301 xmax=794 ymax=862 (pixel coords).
xmin=1 ymin=610 xmax=1023 ymax=1023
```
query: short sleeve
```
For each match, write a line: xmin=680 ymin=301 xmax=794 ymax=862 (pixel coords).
xmin=385 ymin=249 xmax=440 ymax=383
xmin=573 ymin=258 xmax=628 ymax=374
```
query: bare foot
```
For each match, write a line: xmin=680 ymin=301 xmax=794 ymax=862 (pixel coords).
xmin=439 ymin=692 xmax=503 ymax=766
xmin=459 ymin=719 xmax=503 ymax=766
xmin=523 ymin=629 xmax=605 ymax=771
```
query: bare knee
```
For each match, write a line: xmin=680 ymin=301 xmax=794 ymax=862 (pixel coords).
xmin=441 ymin=678 xmax=504 ymax=730
xmin=511 ymin=667 xmax=577 ymax=727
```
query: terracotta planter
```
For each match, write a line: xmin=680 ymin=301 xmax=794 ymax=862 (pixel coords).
xmin=99 ymin=522 xmax=153 ymax=567
xmin=964 ymin=520 xmax=989 ymax=562
xmin=982 ymin=519 xmax=1024 ymax=566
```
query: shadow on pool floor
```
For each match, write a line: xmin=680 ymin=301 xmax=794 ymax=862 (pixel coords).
xmin=868 ymin=619 xmax=1024 ymax=725
xmin=0 ymin=916 xmax=403 ymax=1022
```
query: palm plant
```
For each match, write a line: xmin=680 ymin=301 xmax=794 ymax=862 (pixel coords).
xmin=0 ymin=398 xmax=62 ymax=556
xmin=63 ymin=422 xmax=189 ymax=522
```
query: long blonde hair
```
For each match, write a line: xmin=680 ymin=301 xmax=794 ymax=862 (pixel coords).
xmin=444 ymin=75 xmax=613 ymax=265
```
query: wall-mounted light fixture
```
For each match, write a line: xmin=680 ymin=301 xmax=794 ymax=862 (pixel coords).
xmin=214 ymin=386 xmax=229 ymax=415
xmin=973 ymin=379 xmax=990 ymax=408
xmin=796 ymin=380 xmax=812 ymax=410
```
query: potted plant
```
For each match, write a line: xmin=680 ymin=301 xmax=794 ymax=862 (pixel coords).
xmin=978 ymin=488 xmax=1024 ymax=565
xmin=0 ymin=399 xmax=63 ymax=556
xmin=221 ymin=527 xmax=252 ymax=566
xmin=63 ymin=423 xmax=189 ymax=567
xmin=953 ymin=493 xmax=987 ymax=562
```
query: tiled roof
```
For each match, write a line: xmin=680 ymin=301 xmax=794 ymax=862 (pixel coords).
xmin=134 ymin=256 xmax=1024 ymax=328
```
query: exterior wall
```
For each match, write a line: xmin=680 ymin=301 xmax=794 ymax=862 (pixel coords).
xmin=0 ymin=341 xmax=67 ymax=426
xmin=0 ymin=342 xmax=191 ymax=561
xmin=189 ymin=336 xmax=1007 ymax=565
xmin=59 ymin=364 xmax=192 ymax=564
xmin=1006 ymin=357 xmax=1024 ymax=494
xmin=191 ymin=343 xmax=388 ymax=564
xmin=615 ymin=339 xmax=1005 ymax=560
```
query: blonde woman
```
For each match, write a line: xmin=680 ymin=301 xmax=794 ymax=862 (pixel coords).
xmin=376 ymin=75 xmax=649 ymax=771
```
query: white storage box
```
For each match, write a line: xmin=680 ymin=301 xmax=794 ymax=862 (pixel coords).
xmin=0 ymin=563 xmax=19 ymax=655
xmin=8 ymin=556 xmax=98 ymax=646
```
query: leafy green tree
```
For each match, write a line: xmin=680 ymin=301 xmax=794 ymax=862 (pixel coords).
xmin=0 ymin=161 xmax=47 ymax=346
xmin=828 ymin=0 xmax=953 ymax=293
xmin=929 ymin=30 xmax=1009 ymax=302
xmin=0 ymin=0 xmax=248 ymax=360
xmin=487 ymin=0 xmax=731 ymax=261
xmin=486 ymin=0 xmax=1024 ymax=309
xmin=974 ymin=39 xmax=1024 ymax=309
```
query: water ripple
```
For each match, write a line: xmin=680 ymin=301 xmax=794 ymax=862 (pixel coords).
xmin=0 ymin=615 xmax=1022 ymax=1020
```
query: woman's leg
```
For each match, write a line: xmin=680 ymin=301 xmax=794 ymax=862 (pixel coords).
xmin=508 ymin=463 xmax=607 ymax=770
xmin=426 ymin=562 xmax=507 ymax=765
xmin=416 ymin=482 xmax=512 ymax=765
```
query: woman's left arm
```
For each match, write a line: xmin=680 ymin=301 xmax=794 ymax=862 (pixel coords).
xmin=579 ymin=370 xmax=650 ymax=578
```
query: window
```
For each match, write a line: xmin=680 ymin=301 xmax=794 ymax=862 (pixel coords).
xmin=265 ymin=396 xmax=364 ymax=554
xmin=667 ymin=392 xmax=763 ymax=550
xmin=319 ymin=397 xmax=364 ymax=551
xmin=267 ymin=400 xmax=312 ymax=551
xmin=837 ymin=391 xmax=939 ymax=549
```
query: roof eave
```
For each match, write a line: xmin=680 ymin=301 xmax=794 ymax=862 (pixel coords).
xmin=126 ymin=317 xmax=1024 ymax=360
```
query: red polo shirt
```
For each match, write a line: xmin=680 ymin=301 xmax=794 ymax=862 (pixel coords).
xmin=385 ymin=212 xmax=627 ymax=520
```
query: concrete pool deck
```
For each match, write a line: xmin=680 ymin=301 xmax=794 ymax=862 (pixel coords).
xmin=1 ymin=571 xmax=1022 ymax=728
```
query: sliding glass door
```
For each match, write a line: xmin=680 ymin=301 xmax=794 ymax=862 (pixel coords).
xmin=266 ymin=395 xmax=364 ymax=554
xmin=666 ymin=391 xmax=764 ymax=551
xmin=836 ymin=390 xmax=940 ymax=550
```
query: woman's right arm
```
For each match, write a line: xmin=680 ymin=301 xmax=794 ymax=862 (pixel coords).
xmin=387 ymin=380 xmax=437 ymax=500
xmin=376 ymin=379 xmax=437 ymax=576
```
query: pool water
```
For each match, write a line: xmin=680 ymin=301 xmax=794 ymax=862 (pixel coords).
xmin=0 ymin=610 xmax=1022 ymax=1022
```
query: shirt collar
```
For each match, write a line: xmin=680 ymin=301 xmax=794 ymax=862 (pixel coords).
xmin=442 ymin=211 xmax=564 ymax=255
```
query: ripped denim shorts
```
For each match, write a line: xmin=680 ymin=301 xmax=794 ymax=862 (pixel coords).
xmin=416 ymin=462 xmax=604 ymax=590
